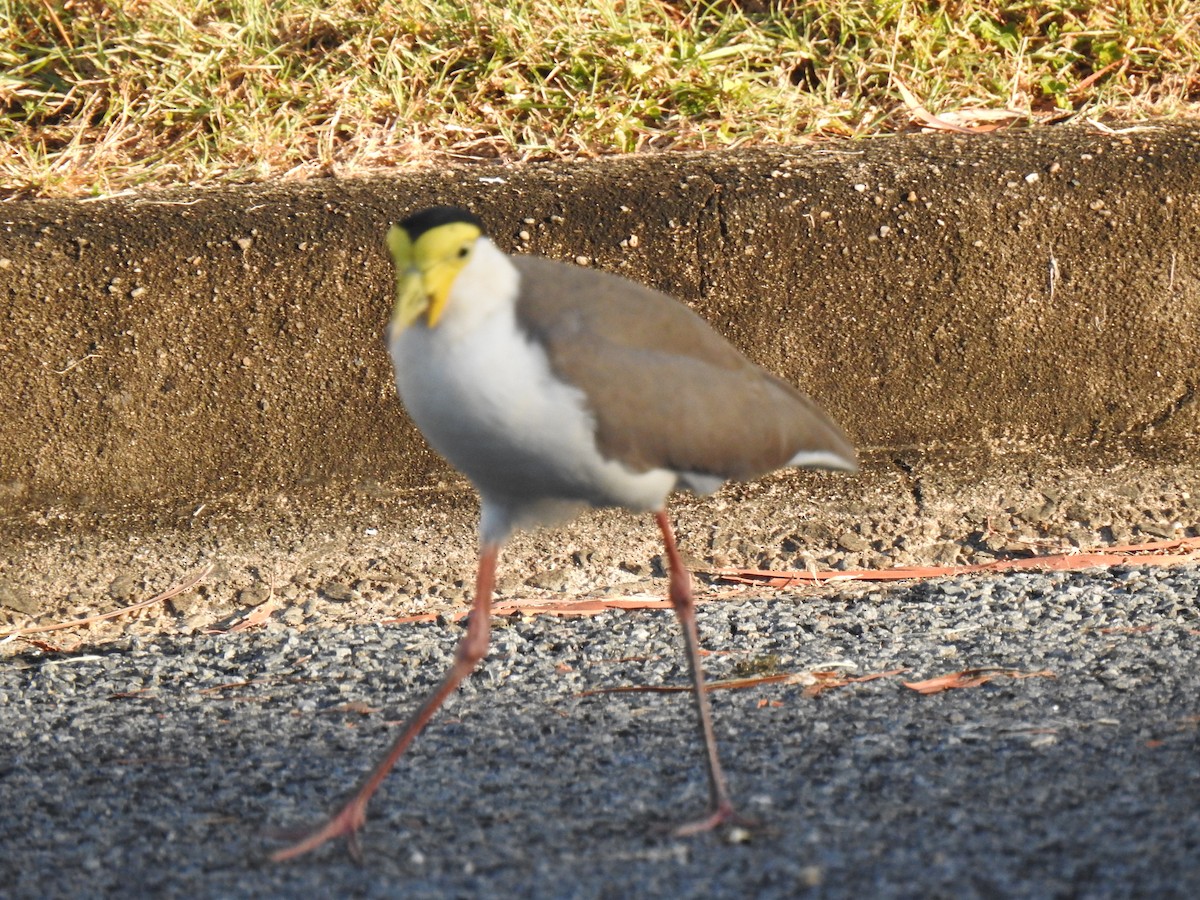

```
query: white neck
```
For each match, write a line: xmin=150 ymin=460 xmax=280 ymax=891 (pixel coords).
xmin=437 ymin=237 xmax=520 ymax=338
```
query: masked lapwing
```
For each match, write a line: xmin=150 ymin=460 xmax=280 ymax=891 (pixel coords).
xmin=271 ymin=205 xmax=856 ymax=861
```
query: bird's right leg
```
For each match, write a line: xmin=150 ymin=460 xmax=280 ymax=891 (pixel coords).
xmin=270 ymin=542 xmax=499 ymax=862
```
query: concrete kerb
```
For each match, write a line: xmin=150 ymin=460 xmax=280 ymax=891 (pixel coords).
xmin=1 ymin=121 xmax=1198 ymax=518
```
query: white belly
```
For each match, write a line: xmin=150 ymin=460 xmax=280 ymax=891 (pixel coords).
xmin=389 ymin=305 xmax=676 ymax=541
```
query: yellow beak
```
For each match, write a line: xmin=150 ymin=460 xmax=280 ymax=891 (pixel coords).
xmin=392 ymin=266 xmax=429 ymax=331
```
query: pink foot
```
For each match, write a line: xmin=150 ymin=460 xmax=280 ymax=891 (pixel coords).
xmin=673 ymin=801 xmax=757 ymax=837
xmin=270 ymin=800 xmax=368 ymax=862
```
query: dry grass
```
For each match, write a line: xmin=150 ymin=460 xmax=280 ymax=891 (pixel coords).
xmin=2 ymin=0 xmax=1198 ymax=199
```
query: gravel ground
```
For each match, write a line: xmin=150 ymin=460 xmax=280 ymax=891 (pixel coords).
xmin=3 ymin=563 xmax=1198 ymax=898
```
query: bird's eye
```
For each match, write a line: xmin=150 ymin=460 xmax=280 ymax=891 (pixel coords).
xmin=457 ymin=246 xmax=470 ymax=258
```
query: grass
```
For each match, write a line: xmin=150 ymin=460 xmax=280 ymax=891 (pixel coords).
xmin=1 ymin=0 xmax=1198 ymax=199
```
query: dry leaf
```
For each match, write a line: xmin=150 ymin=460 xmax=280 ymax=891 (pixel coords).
xmin=894 ymin=77 xmax=1025 ymax=134
xmin=330 ymin=701 xmax=380 ymax=716
xmin=903 ymin=668 xmax=1055 ymax=695
xmin=580 ymin=667 xmax=908 ymax=698
xmin=25 ymin=637 xmax=81 ymax=654
xmin=710 ymin=537 xmax=1200 ymax=589
xmin=803 ymin=667 xmax=909 ymax=698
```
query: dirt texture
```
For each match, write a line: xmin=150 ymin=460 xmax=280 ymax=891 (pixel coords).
xmin=1 ymin=122 xmax=1199 ymax=642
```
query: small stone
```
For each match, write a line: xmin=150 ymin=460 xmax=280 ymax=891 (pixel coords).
xmin=1064 ymin=503 xmax=1091 ymax=523
xmin=180 ymin=613 xmax=210 ymax=633
xmin=1108 ymin=524 xmax=1134 ymax=543
xmin=108 ymin=574 xmax=138 ymax=602
xmin=0 ymin=579 xmax=39 ymax=615
xmin=494 ymin=574 xmax=525 ymax=596
xmin=837 ymin=532 xmax=870 ymax=553
xmin=1066 ymin=528 xmax=1094 ymax=547
xmin=1139 ymin=522 xmax=1178 ymax=539
xmin=238 ymin=586 xmax=272 ymax=607
xmin=321 ymin=581 xmax=354 ymax=602
xmin=525 ymin=569 xmax=570 ymax=592
xmin=280 ymin=606 xmax=306 ymax=626
xmin=167 ymin=590 xmax=203 ymax=616
xmin=725 ymin=825 xmax=752 ymax=844
xmin=931 ymin=542 xmax=961 ymax=566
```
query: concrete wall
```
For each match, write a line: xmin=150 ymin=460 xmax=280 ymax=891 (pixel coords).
xmin=1 ymin=122 xmax=1198 ymax=513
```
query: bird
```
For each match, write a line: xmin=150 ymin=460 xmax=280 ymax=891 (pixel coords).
xmin=271 ymin=205 xmax=856 ymax=861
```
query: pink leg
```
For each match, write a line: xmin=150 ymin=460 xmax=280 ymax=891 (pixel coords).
xmin=271 ymin=542 xmax=500 ymax=862
xmin=655 ymin=510 xmax=746 ymax=834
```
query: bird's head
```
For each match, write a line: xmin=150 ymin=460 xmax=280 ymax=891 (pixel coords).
xmin=387 ymin=206 xmax=485 ymax=331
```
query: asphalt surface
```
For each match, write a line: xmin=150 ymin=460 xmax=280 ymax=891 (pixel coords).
xmin=2 ymin=564 xmax=1198 ymax=898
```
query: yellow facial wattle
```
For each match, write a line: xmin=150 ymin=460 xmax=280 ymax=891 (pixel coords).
xmin=386 ymin=220 xmax=481 ymax=331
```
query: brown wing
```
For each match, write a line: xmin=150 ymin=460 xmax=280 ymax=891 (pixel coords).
xmin=513 ymin=256 xmax=855 ymax=480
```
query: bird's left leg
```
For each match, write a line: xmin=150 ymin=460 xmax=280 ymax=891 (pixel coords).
xmin=654 ymin=509 xmax=746 ymax=835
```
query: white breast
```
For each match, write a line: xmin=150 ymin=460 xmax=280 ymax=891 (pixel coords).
xmin=388 ymin=239 xmax=677 ymax=543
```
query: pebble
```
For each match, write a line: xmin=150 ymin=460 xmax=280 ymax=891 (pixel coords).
xmin=0 ymin=579 xmax=39 ymax=615
xmin=238 ymin=586 xmax=272 ymax=607
xmin=107 ymin=574 xmax=138 ymax=602
xmin=320 ymin=581 xmax=354 ymax=602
